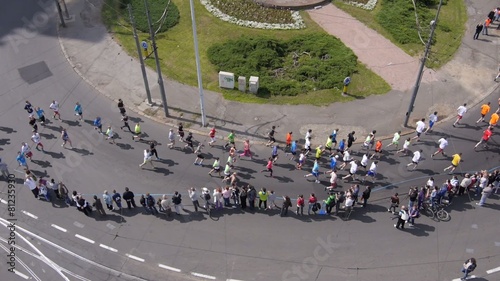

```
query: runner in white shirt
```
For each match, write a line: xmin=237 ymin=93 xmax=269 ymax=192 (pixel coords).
xmin=342 ymin=160 xmax=358 ymax=181
xmin=31 ymin=131 xmax=44 ymax=151
xmin=296 ymin=152 xmax=306 ymax=170
xmin=21 ymin=142 xmax=33 ymax=161
xmin=339 ymin=150 xmax=352 ymax=170
xmin=411 ymin=118 xmax=426 ymax=141
xmin=167 ymin=128 xmax=176 ymax=149
xmin=304 ymin=137 xmax=312 ymax=156
xmin=431 ymin=137 xmax=448 ymax=158
xmin=139 ymin=149 xmax=155 ymax=169
xmin=360 ymin=153 xmax=369 ymax=170
xmin=425 ymin=111 xmax=438 ymax=133
xmin=453 ymin=103 xmax=467 ymax=127
xmin=396 ymin=138 xmax=411 ymax=156
xmin=363 ymin=161 xmax=378 ymax=183
xmin=49 ymin=100 xmax=61 ymax=120
xmin=326 ymin=170 xmax=338 ymax=191
xmin=406 ymin=149 xmax=423 ymax=170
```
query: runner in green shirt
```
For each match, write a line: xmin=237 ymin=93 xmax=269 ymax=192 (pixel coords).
xmin=224 ymin=130 xmax=236 ymax=149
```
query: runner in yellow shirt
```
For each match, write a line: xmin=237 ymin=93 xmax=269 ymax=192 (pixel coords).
xmin=476 ymin=102 xmax=491 ymax=123
xmin=444 ymin=153 xmax=462 ymax=174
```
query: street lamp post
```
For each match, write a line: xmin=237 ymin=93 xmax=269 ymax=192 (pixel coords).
xmin=189 ymin=0 xmax=206 ymax=127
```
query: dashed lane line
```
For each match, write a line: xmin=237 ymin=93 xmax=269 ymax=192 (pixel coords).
xmin=125 ymin=254 xmax=145 ymax=263
xmin=74 ymin=234 xmax=95 ymax=244
xmin=51 ymin=224 xmax=67 ymax=233
xmin=158 ymin=264 xmax=181 ymax=272
xmin=13 ymin=269 xmax=30 ymax=280
xmin=191 ymin=272 xmax=216 ymax=280
xmin=452 ymin=276 xmax=476 ymax=281
xmin=21 ymin=210 xmax=38 ymax=219
xmin=227 ymin=279 xmax=245 ymax=281
xmin=486 ymin=266 xmax=500 ymax=274
xmin=99 ymin=244 xmax=118 ymax=253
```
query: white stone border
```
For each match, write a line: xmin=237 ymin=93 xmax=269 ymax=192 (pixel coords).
xmin=345 ymin=0 xmax=378 ymax=10
xmin=200 ymin=0 xmax=306 ymax=30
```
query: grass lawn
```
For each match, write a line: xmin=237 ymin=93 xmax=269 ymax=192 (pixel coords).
xmin=334 ymin=0 xmax=467 ymax=69
xmin=102 ymin=0 xmax=390 ymax=105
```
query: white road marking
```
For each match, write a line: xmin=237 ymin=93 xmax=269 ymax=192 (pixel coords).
xmin=21 ymin=210 xmax=38 ymax=219
xmin=452 ymin=276 xmax=476 ymax=281
xmin=106 ymin=223 xmax=116 ymax=230
xmin=0 ymin=199 xmax=7 ymax=204
xmin=158 ymin=264 xmax=181 ymax=272
xmin=75 ymin=234 xmax=95 ymax=244
xmin=126 ymin=254 xmax=145 ymax=262
xmin=13 ymin=269 xmax=29 ymax=279
xmin=227 ymin=279 xmax=245 ymax=281
xmin=191 ymin=272 xmax=216 ymax=280
xmin=51 ymin=224 xmax=67 ymax=233
xmin=73 ymin=221 xmax=84 ymax=228
xmin=486 ymin=266 xmax=500 ymax=274
xmin=99 ymin=244 xmax=118 ymax=252
xmin=465 ymin=248 xmax=474 ymax=254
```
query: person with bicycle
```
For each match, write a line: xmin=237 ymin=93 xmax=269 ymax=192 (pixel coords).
xmin=407 ymin=204 xmax=419 ymax=226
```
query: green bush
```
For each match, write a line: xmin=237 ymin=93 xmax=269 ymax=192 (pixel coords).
xmin=376 ymin=0 xmax=436 ymax=45
xmin=207 ymin=33 xmax=358 ymax=96
xmin=120 ymin=0 xmax=179 ymax=33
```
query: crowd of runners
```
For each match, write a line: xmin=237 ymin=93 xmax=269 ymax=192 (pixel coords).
xmin=0 ymin=97 xmax=498 ymax=224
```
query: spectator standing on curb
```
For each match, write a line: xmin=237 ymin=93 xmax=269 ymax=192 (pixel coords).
xmin=453 ymin=103 xmax=468 ymax=127
xmin=460 ymin=258 xmax=477 ymax=280
xmin=307 ymin=193 xmax=318 ymax=215
xmin=296 ymin=194 xmax=304 ymax=215
xmin=325 ymin=192 xmax=336 ymax=214
xmin=407 ymin=204 xmax=419 ymax=226
xmin=239 ymin=187 xmax=247 ymax=210
xmin=146 ymin=193 xmax=158 ymax=214
xmin=388 ymin=193 xmax=400 ymax=214
xmin=76 ymin=197 xmax=92 ymax=216
xmin=394 ymin=206 xmax=408 ymax=230
xmin=267 ymin=190 xmax=278 ymax=210
xmin=140 ymin=195 xmax=149 ymax=214
xmin=281 ymin=196 xmax=292 ymax=216
xmin=58 ymin=181 xmax=70 ymax=205
xmin=103 ymin=190 xmax=113 ymax=210
xmin=172 ymin=191 xmax=183 ymax=214
xmin=483 ymin=17 xmax=492 ymax=35
xmin=473 ymin=23 xmax=483 ymax=40
xmin=123 ymin=187 xmax=137 ymax=209
xmin=258 ymin=188 xmax=268 ymax=210
xmin=476 ymin=184 xmax=493 ymax=206
xmin=360 ymin=186 xmax=371 ymax=207
xmin=188 ymin=187 xmax=201 ymax=212
xmin=112 ymin=190 xmax=122 ymax=211
xmin=248 ymin=186 xmax=257 ymax=210
xmin=92 ymin=195 xmax=106 ymax=216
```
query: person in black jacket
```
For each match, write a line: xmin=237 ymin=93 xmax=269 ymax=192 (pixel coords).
xmin=461 ymin=258 xmax=476 ymax=280
xmin=240 ymin=187 xmax=247 ymax=209
xmin=474 ymin=23 xmax=483 ymax=40
xmin=172 ymin=191 xmax=183 ymax=215
xmin=247 ymin=186 xmax=256 ymax=210
xmin=123 ymin=187 xmax=137 ymax=209
xmin=360 ymin=186 xmax=371 ymax=208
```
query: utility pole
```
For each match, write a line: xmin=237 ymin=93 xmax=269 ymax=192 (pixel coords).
xmin=55 ymin=0 xmax=66 ymax=27
xmin=128 ymin=4 xmax=153 ymax=105
xmin=404 ymin=0 xmax=443 ymax=127
xmin=60 ymin=0 xmax=70 ymax=19
xmin=189 ymin=0 xmax=206 ymax=127
xmin=144 ymin=0 xmax=169 ymax=117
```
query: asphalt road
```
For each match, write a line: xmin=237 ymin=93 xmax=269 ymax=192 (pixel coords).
xmin=0 ymin=1 xmax=499 ymax=281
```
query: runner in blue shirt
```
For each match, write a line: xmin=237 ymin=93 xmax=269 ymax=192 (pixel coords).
xmin=36 ymin=107 xmax=46 ymax=125
xmin=288 ymin=141 xmax=297 ymax=161
xmin=16 ymin=151 xmax=28 ymax=169
xmin=93 ymin=117 xmax=103 ymax=133
xmin=304 ymin=159 xmax=321 ymax=183
xmin=74 ymin=102 xmax=83 ymax=120
xmin=337 ymin=139 xmax=346 ymax=154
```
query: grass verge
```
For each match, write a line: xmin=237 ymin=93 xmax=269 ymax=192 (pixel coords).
xmin=102 ymin=0 xmax=390 ymax=105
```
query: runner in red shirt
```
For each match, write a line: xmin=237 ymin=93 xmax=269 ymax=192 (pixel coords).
xmin=474 ymin=126 xmax=493 ymax=150
xmin=208 ymin=127 xmax=216 ymax=146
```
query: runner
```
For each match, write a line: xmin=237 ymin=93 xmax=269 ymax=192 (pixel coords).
xmin=337 ymin=138 xmax=346 ymax=155
xmin=29 ymin=115 xmax=38 ymax=133
xmin=476 ymin=102 xmax=491 ymax=123
xmin=21 ymin=142 xmax=33 ymax=161
xmin=386 ymin=131 xmax=401 ymax=150
xmin=208 ymin=126 xmax=217 ymax=146
xmin=304 ymin=159 xmax=321 ymax=183
xmin=474 ymin=126 xmax=493 ymax=150
xmin=342 ymin=160 xmax=358 ymax=182
xmin=285 ymin=132 xmax=292 ymax=151
xmin=31 ymin=130 xmax=44 ymax=151
xmin=304 ymin=136 xmax=312 ymax=156
xmin=453 ymin=103 xmax=467 ymax=127
xmin=117 ymin=99 xmax=126 ymax=116
xmin=406 ymin=149 xmax=423 ymax=170
xmin=184 ymin=132 xmax=195 ymax=152
xmin=139 ymin=149 xmax=155 ymax=169
xmin=425 ymin=112 xmax=438 ymax=133
xmin=347 ymin=131 xmax=356 ymax=149
xmin=411 ymin=118 xmax=426 ymax=141
xmin=239 ymin=139 xmax=252 ymax=159
xmin=444 ymin=153 xmax=462 ymax=174
xmin=324 ymin=135 xmax=334 ymax=155
xmin=330 ymin=128 xmax=339 ymax=149
xmin=35 ymin=107 xmax=46 ymax=125
xmin=489 ymin=111 xmax=499 ymax=127
xmin=223 ymin=162 xmax=232 ymax=180
xmin=93 ymin=116 xmax=103 ymax=133
xmin=49 ymin=100 xmax=61 ymax=120
xmin=193 ymin=143 xmax=205 ymax=166
xmin=228 ymin=146 xmax=237 ymax=166
xmin=61 ymin=128 xmax=73 ymax=148
xmin=120 ymin=115 xmax=132 ymax=132
xmin=208 ymin=157 xmax=221 ymax=177
xmin=260 ymin=157 xmax=274 ymax=177
xmin=396 ymin=138 xmax=411 ymax=156
xmin=360 ymin=153 xmax=369 ymax=170
xmin=338 ymin=149 xmax=353 ymax=170
xmin=287 ymin=140 xmax=298 ymax=161
xmin=431 ymin=136 xmax=448 ymax=158
xmin=271 ymin=144 xmax=279 ymax=163
xmin=167 ymin=128 xmax=175 ymax=149
xmin=224 ymin=130 xmax=236 ymax=150
xmin=296 ymin=150 xmax=306 ymax=170
xmin=149 ymin=141 xmax=160 ymax=160
xmin=178 ymin=122 xmax=185 ymax=142
xmin=16 ymin=151 xmax=28 ymax=169
xmin=24 ymin=101 xmax=34 ymax=115
xmin=370 ymin=140 xmax=383 ymax=159
xmin=132 ymin=123 xmax=142 ymax=141
xmin=266 ymin=126 xmax=276 ymax=147
xmin=314 ymin=145 xmax=323 ymax=161
xmin=363 ymin=161 xmax=378 ymax=183
xmin=74 ymin=102 xmax=83 ymax=121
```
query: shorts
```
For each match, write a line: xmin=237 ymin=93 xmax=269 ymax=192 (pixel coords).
xmin=197 ymin=154 xmax=204 ymax=159
xmin=330 ymin=182 xmax=337 ymax=188
xmin=291 ymin=151 xmax=297 ymax=155
xmin=451 ymin=163 xmax=458 ymax=168
xmin=415 ymin=132 xmax=422 ymax=137
xmin=457 ymin=115 xmax=463 ymax=120
xmin=375 ymin=149 xmax=381 ymax=153
xmin=186 ymin=141 xmax=193 ymax=147
xmin=210 ymin=137 xmax=216 ymax=142
xmin=429 ymin=121 xmax=435 ymax=128
xmin=437 ymin=148 xmax=444 ymax=153
xmin=367 ymin=171 xmax=375 ymax=177
xmin=272 ymin=154 xmax=278 ymax=159
xmin=213 ymin=167 xmax=221 ymax=171
xmin=25 ymin=151 xmax=33 ymax=158
xmin=179 ymin=131 xmax=185 ymax=137
xmin=269 ymin=137 xmax=276 ymax=142
xmin=298 ymin=159 xmax=304 ymax=164
xmin=412 ymin=161 xmax=419 ymax=165
xmin=480 ymin=114 xmax=486 ymax=118
xmin=312 ymin=172 xmax=319 ymax=177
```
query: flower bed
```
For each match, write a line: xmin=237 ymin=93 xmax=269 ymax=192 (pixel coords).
xmin=344 ymin=0 xmax=378 ymax=10
xmin=200 ymin=0 xmax=305 ymax=30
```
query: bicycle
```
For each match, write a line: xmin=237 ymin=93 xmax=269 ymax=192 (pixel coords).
xmin=204 ymin=201 xmax=219 ymax=221
xmin=421 ymin=200 xmax=450 ymax=222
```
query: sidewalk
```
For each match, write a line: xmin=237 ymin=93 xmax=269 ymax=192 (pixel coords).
xmin=57 ymin=0 xmax=499 ymax=146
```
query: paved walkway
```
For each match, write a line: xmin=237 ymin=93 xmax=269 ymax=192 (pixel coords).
xmin=57 ymin=0 xmax=499 ymax=146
